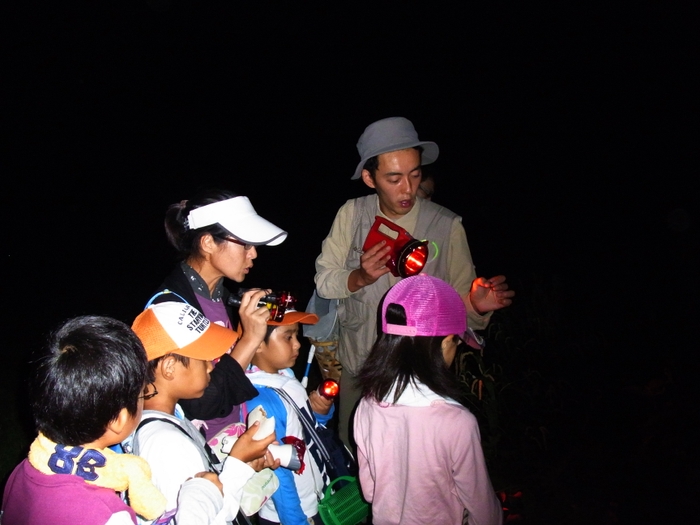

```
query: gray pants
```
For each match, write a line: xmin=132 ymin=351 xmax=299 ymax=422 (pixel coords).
xmin=338 ymin=370 xmax=362 ymax=450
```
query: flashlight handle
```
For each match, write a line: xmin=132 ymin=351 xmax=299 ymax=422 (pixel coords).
xmin=227 ymin=292 xmax=278 ymax=308
xmin=301 ymin=345 xmax=316 ymax=388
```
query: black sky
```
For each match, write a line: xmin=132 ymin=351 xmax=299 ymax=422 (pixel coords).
xmin=1 ymin=4 xmax=699 ymax=521
xmin=2 ymin=2 xmax=698 ymax=369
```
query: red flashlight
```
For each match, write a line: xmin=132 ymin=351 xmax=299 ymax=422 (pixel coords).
xmin=363 ymin=216 xmax=429 ymax=278
xmin=317 ymin=379 xmax=340 ymax=400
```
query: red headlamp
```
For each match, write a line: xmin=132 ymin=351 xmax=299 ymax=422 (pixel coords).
xmin=228 ymin=290 xmax=296 ymax=322
xmin=363 ymin=216 xmax=429 ymax=278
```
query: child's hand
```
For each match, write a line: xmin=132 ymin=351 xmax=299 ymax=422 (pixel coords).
xmin=229 ymin=421 xmax=277 ymax=463
xmin=193 ymin=471 xmax=223 ymax=495
xmin=309 ymin=390 xmax=333 ymax=415
xmin=264 ymin=447 xmax=282 ymax=470
xmin=247 ymin=448 xmax=281 ymax=472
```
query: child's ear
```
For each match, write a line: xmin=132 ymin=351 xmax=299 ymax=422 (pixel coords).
xmin=441 ymin=335 xmax=458 ymax=368
xmin=159 ymin=355 xmax=178 ymax=380
xmin=106 ymin=407 xmax=132 ymax=436
xmin=250 ymin=342 xmax=266 ymax=369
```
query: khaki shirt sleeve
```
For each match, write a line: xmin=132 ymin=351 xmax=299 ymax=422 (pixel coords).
xmin=447 ymin=218 xmax=492 ymax=331
xmin=314 ymin=200 xmax=356 ymax=299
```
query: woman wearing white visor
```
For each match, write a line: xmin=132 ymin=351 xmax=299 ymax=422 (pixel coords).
xmin=146 ymin=188 xmax=287 ymax=439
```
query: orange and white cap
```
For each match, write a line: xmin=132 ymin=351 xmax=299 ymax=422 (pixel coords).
xmin=235 ymin=309 xmax=319 ymax=338
xmin=132 ymin=301 xmax=238 ymax=361
xmin=267 ymin=309 xmax=319 ymax=327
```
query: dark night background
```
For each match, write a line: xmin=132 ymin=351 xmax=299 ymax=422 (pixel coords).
xmin=1 ymin=2 xmax=698 ymax=523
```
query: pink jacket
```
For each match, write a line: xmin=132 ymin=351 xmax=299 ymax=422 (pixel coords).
xmin=354 ymin=382 xmax=502 ymax=525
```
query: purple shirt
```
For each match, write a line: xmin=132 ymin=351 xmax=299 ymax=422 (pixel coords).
xmin=2 ymin=459 xmax=137 ymax=525
xmin=193 ymin=295 xmax=241 ymax=439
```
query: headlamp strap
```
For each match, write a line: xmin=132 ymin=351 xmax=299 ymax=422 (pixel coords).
xmin=143 ymin=290 xmax=189 ymax=310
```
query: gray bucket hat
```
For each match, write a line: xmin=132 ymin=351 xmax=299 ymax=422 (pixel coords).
xmin=352 ymin=116 xmax=439 ymax=180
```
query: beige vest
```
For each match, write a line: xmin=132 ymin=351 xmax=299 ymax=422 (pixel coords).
xmin=337 ymin=196 xmax=459 ymax=375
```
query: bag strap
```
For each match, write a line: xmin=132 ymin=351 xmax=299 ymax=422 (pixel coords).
xmin=136 ymin=417 xmax=219 ymax=473
xmin=270 ymin=387 xmax=332 ymax=465
xmin=135 ymin=417 xmax=253 ymax=525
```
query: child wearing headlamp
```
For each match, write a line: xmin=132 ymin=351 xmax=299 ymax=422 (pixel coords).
xmin=243 ymin=308 xmax=335 ymax=525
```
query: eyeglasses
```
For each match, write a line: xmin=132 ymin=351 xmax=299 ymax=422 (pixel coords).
xmin=139 ymin=383 xmax=158 ymax=401
xmin=224 ymin=237 xmax=254 ymax=251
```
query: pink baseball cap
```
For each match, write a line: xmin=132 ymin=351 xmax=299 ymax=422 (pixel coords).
xmin=382 ymin=274 xmax=466 ymax=337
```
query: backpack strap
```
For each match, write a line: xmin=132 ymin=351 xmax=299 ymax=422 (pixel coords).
xmin=136 ymin=417 xmax=219 ymax=473
xmin=133 ymin=417 xmax=253 ymax=525
xmin=270 ymin=388 xmax=332 ymax=464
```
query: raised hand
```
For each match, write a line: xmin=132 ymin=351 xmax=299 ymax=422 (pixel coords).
xmin=467 ymin=275 xmax=515 ymax=315
xmin=230 ymin=289 xmax=273 ymax=367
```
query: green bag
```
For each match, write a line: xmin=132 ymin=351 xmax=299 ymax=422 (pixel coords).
xmin=317 ymin=476 xmax=369 ymax=525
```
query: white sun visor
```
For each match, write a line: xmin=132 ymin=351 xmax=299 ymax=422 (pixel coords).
xmin=186 ymin=196 xmax=287 ymax=246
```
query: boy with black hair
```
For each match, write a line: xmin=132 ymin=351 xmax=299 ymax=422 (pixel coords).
xmin=1 ymin=315 xmax=166 ymax=525
xmin=129 ymin=301 xmax=279 ymax=525
xmin=243 ymin=309 xmax=335 ymax=525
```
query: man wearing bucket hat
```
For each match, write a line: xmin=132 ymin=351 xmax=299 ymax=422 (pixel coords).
xmin=314 ymin=116 xmax=514 ymax=446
